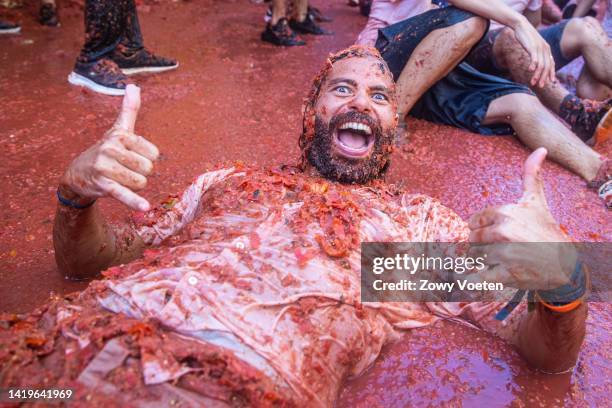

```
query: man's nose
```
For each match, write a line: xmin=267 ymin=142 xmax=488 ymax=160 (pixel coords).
xmin=348 ymin=90 xmax=372 ymax=113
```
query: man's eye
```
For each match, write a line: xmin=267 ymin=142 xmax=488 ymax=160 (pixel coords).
xmin=372 ymin=93 xmax=388 ymax=102
xmin=334 ymin=86 xmax=351 ymax=94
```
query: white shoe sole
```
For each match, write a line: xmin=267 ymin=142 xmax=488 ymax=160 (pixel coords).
xmin=121 ymin=62 xmax=179 ymax=76
xmin=598 ymin=179 xmax=611 ymax=209
xmin=0 ymin=27 xmax=21 ymax=34
xmin=67 ymin=72 xmax=126 ymax=96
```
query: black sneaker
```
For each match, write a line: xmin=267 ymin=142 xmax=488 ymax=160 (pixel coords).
xmin=261 ymin=18 xmax=305 ymax=46
xmin=39 ymin=3 xmax=59 ymax=27
xmin=571 ymin=99 xmax=612 ymax=146
xmin=290 ymin=14 xmax=333 ymax=35
xmin=0 ymin=20 xmax=20 ymax=35
xmin=68 ymin=59 xmax=130 ymax=96
xmin=111 ymin=48 xmax=179 ymax=75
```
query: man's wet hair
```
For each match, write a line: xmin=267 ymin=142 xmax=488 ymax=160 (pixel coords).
xmin=299 ymin=45 xmax=395 ymax=168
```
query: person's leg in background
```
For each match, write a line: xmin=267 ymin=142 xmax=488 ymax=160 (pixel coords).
xmin=490 ymin=20 xmax=612 ymax=145
xmin=293 ymin=0 xmax=308 ymax=22
xmin=109 ymin=0 xmax=178 ymax=76
xmin=289 ymin=0 xmax=332 ymax=35
xmin=261 ymin=0 xmax=306 ymax=46
xmin=271 ymin=0 xmax=288 ymax=25
xmin=68 ymin=0 xmax=177 ymax=96
xmin=68 ymin=0 xmax=131 ymax=95
xmin=483 ymin=92 xmax=611 ymax=206
xmin=576 ymin=64 xmax=612 ymax=100
xmin=561 ymin=17 xmax=612 ymax=100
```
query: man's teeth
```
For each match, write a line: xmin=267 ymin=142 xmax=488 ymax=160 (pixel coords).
xmin=339 ymin=122 xmax=372 ymax=135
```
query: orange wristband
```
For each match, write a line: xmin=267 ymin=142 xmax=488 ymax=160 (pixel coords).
xmin=535 ymin=292 xmax=583 ymax=313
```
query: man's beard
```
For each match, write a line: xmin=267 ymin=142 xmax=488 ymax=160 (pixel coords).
xmin=306 ymin=112 xmax=394 ymax=184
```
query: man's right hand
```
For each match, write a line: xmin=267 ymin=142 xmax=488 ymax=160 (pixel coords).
xmin=59 ymin=85 xmax=159 ymax=212
xmin=468 ymin=148 xmax=576 ymax=290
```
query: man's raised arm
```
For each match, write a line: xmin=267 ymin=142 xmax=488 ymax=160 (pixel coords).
xmin=53 ymin=85 xmax=160 ymax=280
xmin=468 ymin=148 xmax=587 ymax=373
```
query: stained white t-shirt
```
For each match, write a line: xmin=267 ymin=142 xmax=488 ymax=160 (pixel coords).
xmin=96 ymin=166 xmax=516 ymax=406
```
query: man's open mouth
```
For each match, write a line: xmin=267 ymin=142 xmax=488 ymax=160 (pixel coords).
xmin=333 ymin=121 xmax=375 ymax=159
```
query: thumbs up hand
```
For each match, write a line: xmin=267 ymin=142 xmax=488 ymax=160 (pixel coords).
xmin=469 ymin=148 xmax=561 ymax=243
xmin=467 ymin=148 xmax=577 ymax=290
xmin=59 ymin=85 xmax=159 ymax=212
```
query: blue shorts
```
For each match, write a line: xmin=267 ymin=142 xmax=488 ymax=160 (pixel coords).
xmin=375 ymin=7 xmax=533 ymax=136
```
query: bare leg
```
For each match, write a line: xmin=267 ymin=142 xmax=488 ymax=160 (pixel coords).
xmin=576 ymin=65 xmax=612 ymax=100
xmin=562 ymin=17 xmax=612 ymax=99
xmin=395 ymin=16 xmax=487 ymax=121
xmin=561 ymin=17 xmax=612 ymax=85
xmin=293 ymin=0 xmax=308 ymax=22
xmin=271 ymin=0 xmax=288 ymax=25
xmin=263 ymin=0 xmax=306 ymax=46
xmin=483 ymin=93 xmax=604 ymax=181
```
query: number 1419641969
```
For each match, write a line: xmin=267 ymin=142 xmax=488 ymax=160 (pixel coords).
xmin=1 ymin=388 xmax=74 ymax=401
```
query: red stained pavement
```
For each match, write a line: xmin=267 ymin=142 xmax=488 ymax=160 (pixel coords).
xmin=0 ymin=1 xmax=610 ymax=406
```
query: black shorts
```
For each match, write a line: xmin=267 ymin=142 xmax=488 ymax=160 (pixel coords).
xmin=375 ymin=6 xmax=532 ymax=135
xmin=465 ymin=20 xmax=573 ymax=77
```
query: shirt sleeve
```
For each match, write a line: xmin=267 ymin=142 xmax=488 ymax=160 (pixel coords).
xmin=134 ymin=167 xmax=236 ymax=246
